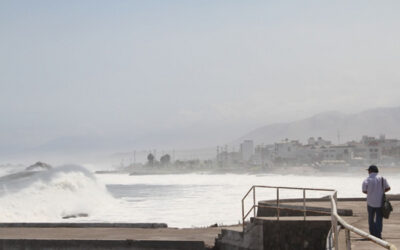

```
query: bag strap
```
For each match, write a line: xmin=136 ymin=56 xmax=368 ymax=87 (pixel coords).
xmin=382 ymin=177 xmax=386 ymax=199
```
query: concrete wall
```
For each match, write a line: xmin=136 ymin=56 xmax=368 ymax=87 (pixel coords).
xmin=261 ymin=219 xmax=331 ymax=250
xmin=215 ymin=218 xmax=331 ymax=250
xmin=0 ymin=239 xmax=205 ymax=250
xmin=215 ymin=222 xmax=263 ymax=250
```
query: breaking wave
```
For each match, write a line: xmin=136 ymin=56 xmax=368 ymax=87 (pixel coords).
xmin=0 ymin=165 xmax=118 ymax=222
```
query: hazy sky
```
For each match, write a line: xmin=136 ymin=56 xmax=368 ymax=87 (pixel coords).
xmin=1 ymin=1 xmax=400 ymax=153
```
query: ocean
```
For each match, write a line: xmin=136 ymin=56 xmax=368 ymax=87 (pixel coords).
xmin=0 ymin=164 xmax=399 ymax=228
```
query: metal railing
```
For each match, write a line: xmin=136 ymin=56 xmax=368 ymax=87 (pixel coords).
xmin=241 ymin=185 xmax=397 ymax=250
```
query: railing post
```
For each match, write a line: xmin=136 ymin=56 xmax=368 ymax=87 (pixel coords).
xmin=253 ymin=186 xmax=256 ymax=218
xmin=334 ymin=192 xmax=338 ymax=206
xmin=332 ymin=192 xmax=339 ymax=250
xmin=242 ymin=198 xmax=245 ymax=230
xmin=276 ymin=187 xmax=280 ymax=220
xmin=303 ymin=189 xmax=306 ymax=221
xmin=345 ymin=229 xmax=351 ymax=250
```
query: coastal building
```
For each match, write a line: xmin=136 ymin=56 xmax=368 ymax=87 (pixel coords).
xmin=321 ymin=145 xmax=353 ymax=161
xmin=378 ymin=135 xmax=400 ymax=156
xmin=215 ymin=134 xmax=400 ymax=168
xmin=254 ymin=144 xmax=274 ymax=166
xmin=240 ymin=140 xmax=254 ymax=162
xmin=273 ymin=139 xmax=304 ymax=163
xmin=216 ymin=147 xmax=241 ymax=167
xmin=352 ymin=134 xmax=398 ymax=162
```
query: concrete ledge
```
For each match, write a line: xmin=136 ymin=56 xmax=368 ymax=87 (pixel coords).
xmin=216 ymin=217 xmax=331 ymax=250
xmin=0 ymin=239 xmax=205 ymax=250
xmin=257 ymin=203 xmax=353 ymax=217
xmin=0 ymin=223 xmax=168 ymax=228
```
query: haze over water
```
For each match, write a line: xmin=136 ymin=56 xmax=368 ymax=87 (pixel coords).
xmin=1 ymin=1 xmax=400 ymax=155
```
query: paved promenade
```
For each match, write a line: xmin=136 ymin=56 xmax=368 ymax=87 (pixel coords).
xmin=337 ymin=200 xmax=400 ymax=250
xmin=0 ymin=225 xmax=242 ymax=248
xmin=0 ymin=200 xmax=398 ymax=249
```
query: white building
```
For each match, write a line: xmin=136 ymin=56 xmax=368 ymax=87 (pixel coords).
xmin=366 ymin=141 xmax=381 ymax=161
xmin=322 ymin=145 xmax=353 ymax=161
xmin=274 ymin=139 xmax=302 ymax=161
xmin=240 ymin=140 xmax=254 ymax=162
xmin=254 ymin=144 xmax=274 ymax=165
xmin=347 ymin=135 xmax=385 ymax=162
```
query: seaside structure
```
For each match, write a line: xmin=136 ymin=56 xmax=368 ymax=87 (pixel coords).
xmin=240 ymin=140 xmax=254 ymax=162
xmin=217 ymin=135 xmax=400 ymax=168
xmin=254 ymin=144 xmax=274 ymax=166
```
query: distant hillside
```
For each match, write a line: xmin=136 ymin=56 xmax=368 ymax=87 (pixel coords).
xmin=237 ymin=106 xmax=400 ymax=145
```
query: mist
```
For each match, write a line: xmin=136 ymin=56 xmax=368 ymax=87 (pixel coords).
xmin=1 ymin=1 xmax=400 ymax=167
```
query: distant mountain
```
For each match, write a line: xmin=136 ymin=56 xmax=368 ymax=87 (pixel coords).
xmin=236 ymin=106 xmax=400 ymax=145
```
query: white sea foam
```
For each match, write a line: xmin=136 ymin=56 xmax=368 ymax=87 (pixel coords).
xmin=1 ymin=166 xmax=399 ymax=227
xmin=96 ymin=172 xmax=400 ymax=227
xmin=0 ymin=164 xmax=25 ymax=178
xmin=0 ymin=165 xmax=119 ymax=222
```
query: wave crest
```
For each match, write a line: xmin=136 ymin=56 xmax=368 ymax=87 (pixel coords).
xmin=0 ymin=164 xmax=118 ymax=222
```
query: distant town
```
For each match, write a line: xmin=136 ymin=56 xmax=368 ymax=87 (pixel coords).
xmin=114 ymin=134 xmax=400 ymax=174
xmin=217 ymin=135 xmax=400 ymax=169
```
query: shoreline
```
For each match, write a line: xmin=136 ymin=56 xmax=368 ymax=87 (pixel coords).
xmin=96 ymin=165 xmax=400 ymax=176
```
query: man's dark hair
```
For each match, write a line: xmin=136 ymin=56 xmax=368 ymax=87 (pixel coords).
xmin=368 ymin=165 xmax=379 ymax=173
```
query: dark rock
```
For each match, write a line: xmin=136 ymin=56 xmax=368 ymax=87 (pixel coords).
xmin=26 ymin=161 xmax=52 ymax=171
xmin=62 ymin=213 xmax=89 ymax=219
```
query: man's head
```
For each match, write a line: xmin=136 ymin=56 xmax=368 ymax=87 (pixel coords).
xmin=367 ymin=165 xmax=379 ymax=173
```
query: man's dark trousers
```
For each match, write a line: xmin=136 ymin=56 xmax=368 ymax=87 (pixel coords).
xmin=368 ymin=205 xmax=383 ymax=238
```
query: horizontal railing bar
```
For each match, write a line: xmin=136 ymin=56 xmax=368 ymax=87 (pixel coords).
xmin=252 ymin=185 xmax=335 ymax=192
xmin=255 ymin=204 xmax=332 ymax=215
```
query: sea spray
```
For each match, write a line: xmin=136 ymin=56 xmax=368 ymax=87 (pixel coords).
xmin=0 ymin=165 xmax=119 ymax=222
xmin=2 ymin=169 xmax=400 ymax=227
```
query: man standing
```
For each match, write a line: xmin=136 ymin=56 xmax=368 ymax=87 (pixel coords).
xmin=362 ymin=165 xmax=391 ymax=239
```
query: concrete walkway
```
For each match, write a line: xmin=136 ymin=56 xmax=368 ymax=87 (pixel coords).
xmin=0 ymin=225 xmax=242 ymax=248
xmin=0 ymin=200 xmax=398 ymax=249
xmin=336 ymin=200 xmax=400 ymax=250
